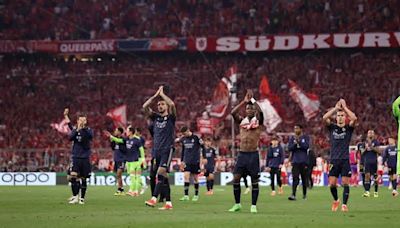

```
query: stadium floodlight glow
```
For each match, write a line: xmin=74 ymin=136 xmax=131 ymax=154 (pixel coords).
xmin=97 ymin=58 xmax=102 ymax=62
xmin=81 ymin=58 xmax=89 ymax=62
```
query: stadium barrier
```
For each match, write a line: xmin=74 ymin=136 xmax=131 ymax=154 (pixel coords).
xmin=0 ymin=172 xmax=391 ymax=187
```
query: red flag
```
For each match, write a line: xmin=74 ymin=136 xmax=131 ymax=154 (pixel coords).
xmin=50 ymin=119 xmax=71 ymax=135
xmin=259 ymin=75 xmax=284 ymax=117
xmin=209 ymin=81 xmax=229 ymax=118
xmin=259 ymin=76 xmax=271 ymax=99
xmin=288 ymin=80 xmax=320 ymax=121
xmin=106 ymin=105 xmax=127 ymax=127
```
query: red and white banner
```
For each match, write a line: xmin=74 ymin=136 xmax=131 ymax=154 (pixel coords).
xmin=288 ymin=80 xmax=320 ymax=121
xmin=106 ymin=105 xmax=127 ymax=127
xmin=187 ymin=32 xmax=400 ymax=52
xmin=209 ymin=81 xmax=230 ymax=118
xmin=257 ymin=99 xmax=282 ymax=133
xmin=59 ymin=40 xmax=116 ymax=54
xmin=50 ymin=119 xmax=71 ymax=135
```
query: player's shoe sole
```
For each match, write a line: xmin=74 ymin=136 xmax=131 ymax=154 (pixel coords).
xmin=145 ymin=199 xmax=157 ymax=207
xmin=158 ymin=204 xmax=173 ymax=210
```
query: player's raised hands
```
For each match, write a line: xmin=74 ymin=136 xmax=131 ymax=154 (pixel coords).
xmin=244 ymin=89 xmax=253 ymax=102
xmin=339 ymin=98 xmax=347 ymax=108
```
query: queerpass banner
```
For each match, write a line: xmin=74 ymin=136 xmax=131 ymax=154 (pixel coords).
xmin=187 ymin=32 xmax=400 ymax=52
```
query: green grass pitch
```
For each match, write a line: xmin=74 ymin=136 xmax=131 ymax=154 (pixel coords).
xmin=0 ymin=186 xmax=399 ymax=228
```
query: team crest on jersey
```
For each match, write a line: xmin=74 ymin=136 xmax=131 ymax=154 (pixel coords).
xmin=342 ymin=128 xmax=346 ymax=132
xmin=164 ymin=116 xmax=168 ymax=120
xmin=192 ymin=139 xmax=194 ymax=143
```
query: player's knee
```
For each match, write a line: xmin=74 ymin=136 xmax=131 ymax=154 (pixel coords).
xmin=251 ymin=176 xmax=259 ymax=184
xmin=81 ymin=179 xmax=87 ymax=188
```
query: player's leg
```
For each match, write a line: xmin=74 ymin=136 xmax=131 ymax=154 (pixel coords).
xmin=243 ymin=174 xmax=250 ymax=194
xmin=289 ymin=163 xmax=300 ymax=200
xmin=68 ymin=171 xmax=80 ymax=204
xmin=329 ymin=161 xmax=340 ymax=211
xmin=180 ymin=171 xmax=190 ymax=201
xmin=277 ymin=168 xmax=283 ymax=194
xmin=150 ymin=158 xmax=156 ymax=195
xmin=270 ymin=168 xmax=276 ymax=195
xmin=300 ymin=164 xmax=308 ymax=199
xmin=192 ymin=172 xmax=200 ymax=201
xmin=228 ymin=173 xmax=242 ymax=212
xmin=373 ymin=165 xmax=379 ymax=197
xmin=341 ymin=176 xmax=350 ymax=212
xmin=391 ymin=171 xmax=399 ymax=196
xmin=78 ymin=159 xmax=90 ymax=204
xmin=209 ymin=173 xmax=215 ymax=193
xmin=154 ymin=149 xmax=173 ymax=210
xmin=205 ymin=171 xmax=211 ymax=193
xmin=363 ymin=165 xmax=371 ymax=197
xmin=308 ymin=166 xmax=313 ymax=189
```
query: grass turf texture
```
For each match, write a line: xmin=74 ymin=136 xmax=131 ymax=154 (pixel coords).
xmin=0 ymin=186 xmax=398 ymax=228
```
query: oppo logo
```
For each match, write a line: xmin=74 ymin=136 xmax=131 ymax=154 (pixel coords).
xmin=0 ymin=172 xmax=56 ymax=186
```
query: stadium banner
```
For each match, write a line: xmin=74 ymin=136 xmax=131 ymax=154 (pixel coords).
xmin=53 ymin=172 xmax=391 ymax=186
xmin=117 ymin=38 xmax=186 ymax=51
xmin=58 ymin=40 xmax=116 ymax=54
xmin=187 ymin=32 xmax=400 ymax=52
xmin=0 ymin=172 xmax=56 ymax=186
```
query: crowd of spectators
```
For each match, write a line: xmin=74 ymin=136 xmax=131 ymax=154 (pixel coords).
xmin=1 ymin=0 xmax=399 ymax=40
xmin=1 ymin=49 xmax=400 ymax=172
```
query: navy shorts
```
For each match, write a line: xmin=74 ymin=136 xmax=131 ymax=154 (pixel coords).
xmin=364 ymin=162 xmax=377 ymax=175
xmin=71 ymin=158 xmax=91 ymax=178
xmin=329 ymin=160 xmax=351 ymax=178
xmin=113 ymin=161 xmax=126 ymax=172
xmin=388 ymin=166 xmax=397 ymax=176
xmin=233 ymin=151 xmax=260 ymax=177
xmin=154 ymin=147 xmax=174 ymax=171
xmin=184 ymin=163 xmax=201 ymax=174
xmin=204 ymin=165 xmax=215 ymax=176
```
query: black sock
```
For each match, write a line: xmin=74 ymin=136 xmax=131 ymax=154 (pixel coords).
xmin=71 ymin=179 xmax=79 ymax=196
xmin=302 ymin=182 xmax=307 ymax=197
xmin=374 ymin=182 xmax=378 ymax=192
xmin=233 ymin=182 xmax=241 ymax=204
xmin=330 ymin=186 xmax=338 ymax=201
xmin=244 ymin=178 xmax=248 ymax=188
xmin=292 ymin=179 xmax=298 ymax=196
xmin=184 ymin=182 xmax=190 ymax=196
xmin=343 ymin=185 xmax=350 ymax=205
xmin=80 ymin=179 xmax=87 ymax=199
xmin=118 ymin=187 xmax=124 ymax=192
xmin=153 ymin=175 xmax=164 ymax=198
xmin=365 ymin=181 xmax=371 ymax=191
xmin=206 ymin=180 xmax=210 ymax=191
xmin=251 ymin=183 xmax=259 ymax=205
xmin=194 ymin=183 xmax=199 ymax=196
xmin=271 ymin=173 xmax=275 ymax=191
xmin=164 ymin=178 xmax=171 ymax=202
xmin=392 ymin=179 xmax=397 ymax=190
xmin=150 ymin=175 xmax=156 ymax=195
xmin=210 ymin=180 xmax=214 ymax=190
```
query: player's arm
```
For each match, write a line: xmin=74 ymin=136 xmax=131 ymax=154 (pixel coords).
xmin=139 ymin=146 xmax=146 ymax=169
xmin=280 ymin=146 xmax=285 ymax=168
xmin=231 ymin=90 xmax=252 ymax=124
xmin=338 ymin=99 xmax=357 ymax=127
xmin=287 ymin=136 xmax=297 ymax=152
xmin=142 ymin=87 xmax=162 ymax=117
xmin=322 ymin=101 xmax=341 ymax=126
xmin=392 ymin=95 xmax=400 ymax=118
xmin=159 ymin=86 xmax=176 ymax=117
